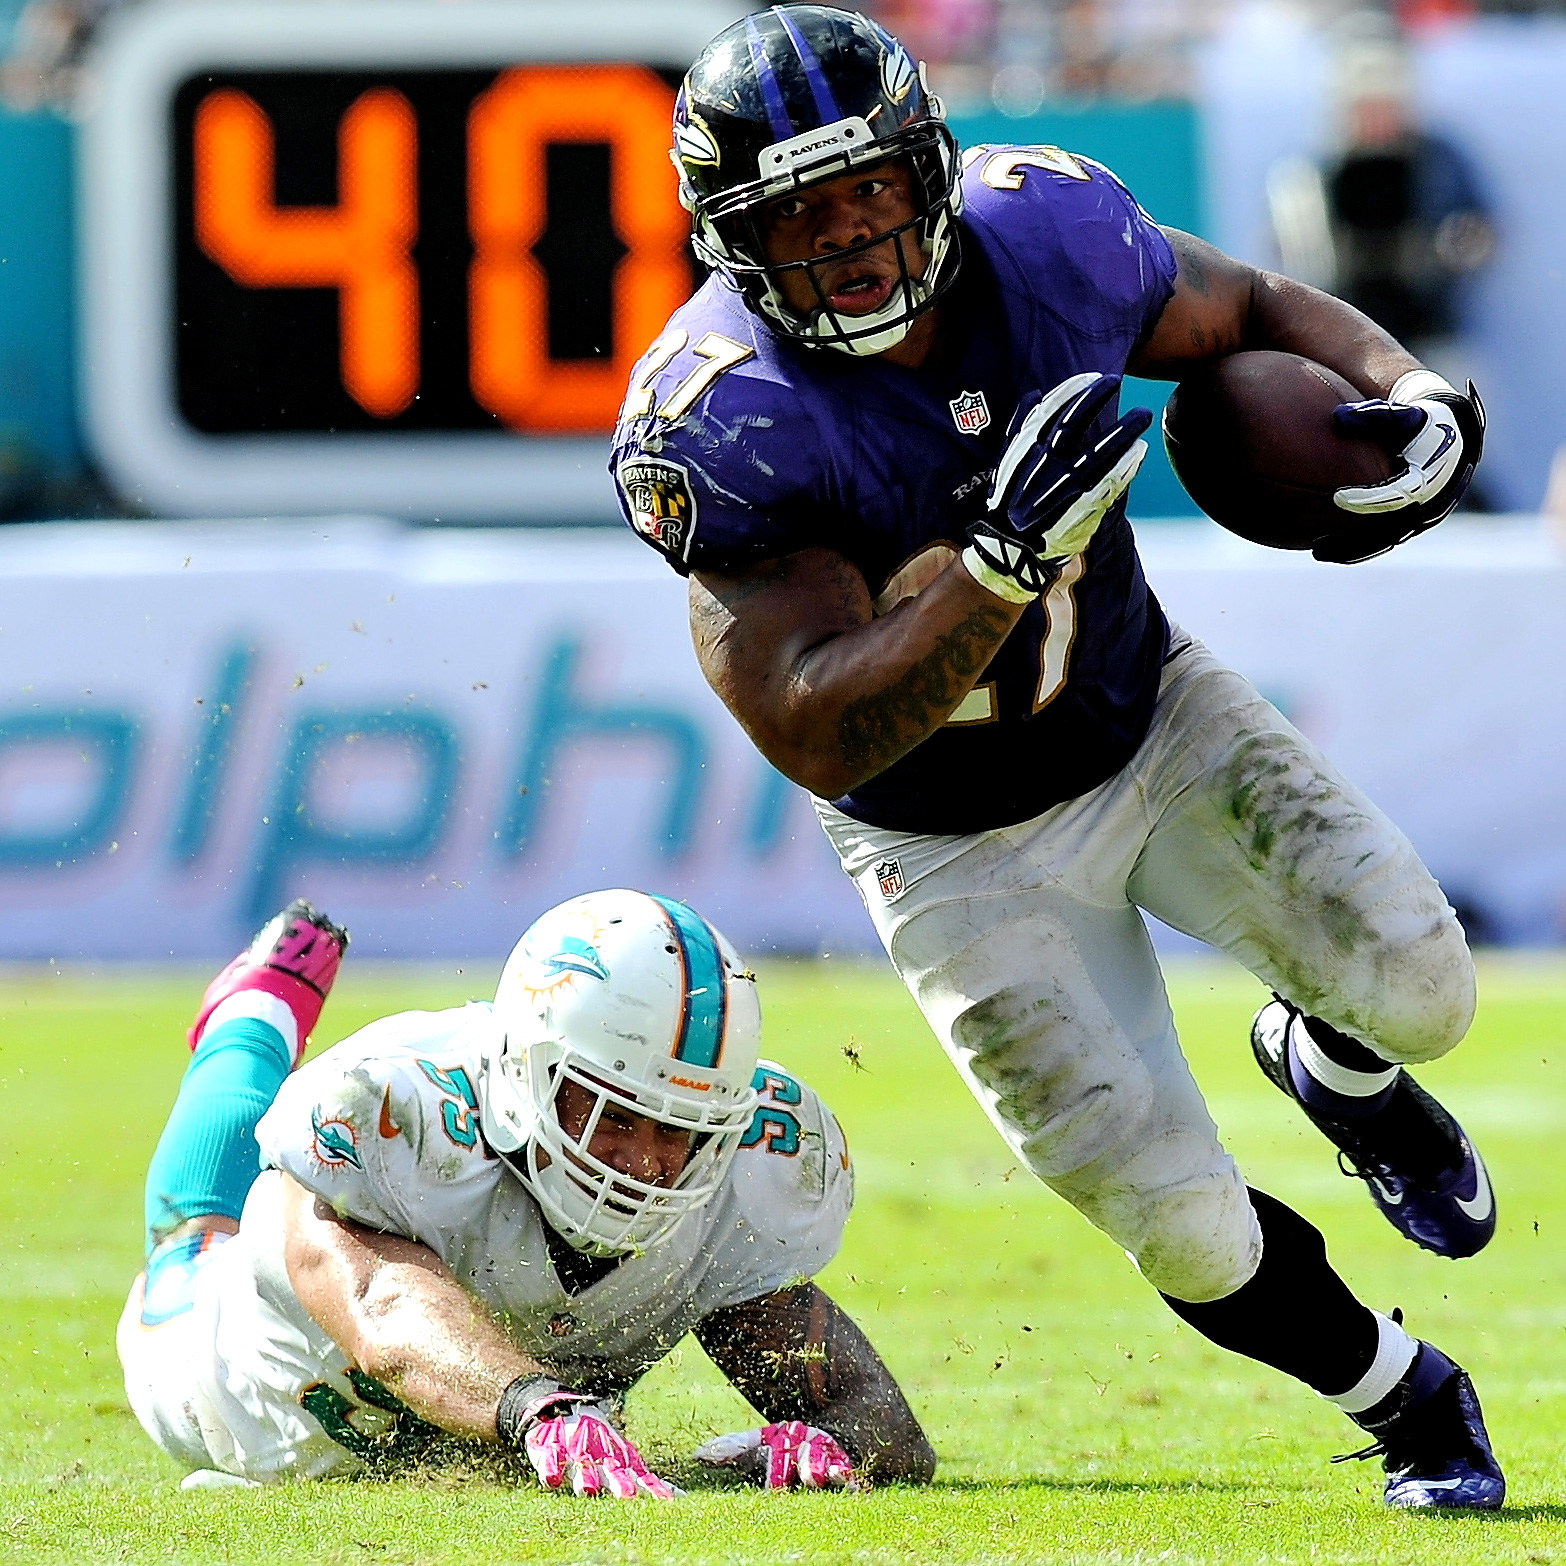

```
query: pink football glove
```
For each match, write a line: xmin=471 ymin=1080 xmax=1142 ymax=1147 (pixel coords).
xmin=524 ymin=1408 xmax=678 ymax=1499
xmin=693 ymin=1421 xmax=859 ymax=1490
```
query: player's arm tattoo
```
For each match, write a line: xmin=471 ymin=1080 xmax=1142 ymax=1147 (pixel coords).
xmin=835 ymin=600 xmax=1012 ymax=777
xmin=695 ymin=1282 xmax=936 ymax=1485
xmin=691 ymin=545 xmax=1023 ymax=797
xmin=708 ymin=554 xmax=792 ymax=607
xmin=1130 ymin=229 xmax=1248 ymax=369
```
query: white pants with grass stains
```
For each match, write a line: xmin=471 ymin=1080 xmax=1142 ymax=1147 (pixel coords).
xmin=816 ymin=631 xmax=1474 ymax=1305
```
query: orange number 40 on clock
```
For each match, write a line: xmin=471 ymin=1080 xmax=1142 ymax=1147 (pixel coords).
xmin=192 ymin=64 xmax=687 ymax=433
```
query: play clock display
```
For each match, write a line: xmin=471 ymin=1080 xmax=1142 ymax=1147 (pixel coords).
xmin=82 ymin=1 xmax=736 ymax=519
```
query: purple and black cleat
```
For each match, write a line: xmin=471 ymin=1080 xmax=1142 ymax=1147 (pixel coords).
xmin=1337 ymin=1343 xmax=1505 ymax=1511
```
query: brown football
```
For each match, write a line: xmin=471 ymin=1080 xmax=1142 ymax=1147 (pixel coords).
xmin=1162 ymin=350 xmax=1395 ymax=550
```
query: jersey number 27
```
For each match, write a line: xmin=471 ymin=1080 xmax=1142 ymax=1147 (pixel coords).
xmin=936 ymin=548 xmax=1086 ymax=725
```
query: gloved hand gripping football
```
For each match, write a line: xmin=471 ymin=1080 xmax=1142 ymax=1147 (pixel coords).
xmin=1322 ymin=369 xmax=1486 ymax=563
xmin=963 ymin=372 xmax=1153 ymax=603
xmin=693 ymin=1420 xmax=859 ymax=1490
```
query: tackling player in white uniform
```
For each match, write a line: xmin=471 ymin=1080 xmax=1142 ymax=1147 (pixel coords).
xmin=118 ymin=894 xmax=933 ymax=1494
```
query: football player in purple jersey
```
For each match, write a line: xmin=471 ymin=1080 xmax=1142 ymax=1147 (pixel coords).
xmin=611 ymin=5 xmax=1498 ymax=1510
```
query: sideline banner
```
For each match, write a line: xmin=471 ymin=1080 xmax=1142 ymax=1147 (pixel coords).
xmin=0 ymin=520 xmax=860 ymax=960
xmin=0 ymin=518 xmax=1559 ymax=960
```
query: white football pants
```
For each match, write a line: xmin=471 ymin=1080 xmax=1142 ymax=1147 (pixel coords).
xmin=816 ymin=632 xmax=1474 ymax=1304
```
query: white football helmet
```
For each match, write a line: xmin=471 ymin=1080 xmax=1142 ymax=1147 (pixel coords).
xmin=480 ymin=889 xmax=762 ymax=1256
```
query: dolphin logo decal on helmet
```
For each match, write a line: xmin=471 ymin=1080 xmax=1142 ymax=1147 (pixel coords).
xmin=543 ymin=936 xmax=610 ymax=983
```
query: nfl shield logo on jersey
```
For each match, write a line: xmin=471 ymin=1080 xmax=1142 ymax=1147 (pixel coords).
xmin=874 ymin=858 xmax=905 ymax=898
xmin=948 ymin=390 xmax=990 ymax=435
xmin=617 ymin=455 xmax=696 ymax=559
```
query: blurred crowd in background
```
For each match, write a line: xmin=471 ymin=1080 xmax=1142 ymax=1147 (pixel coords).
xmin=0 ymin=0 xmax=1556 ymax=948
xmin=874 ymin=0 xmax=1550 ymax=109
xmin=0 ymin=0 xmax=1508 ymax=348
xmin=0 ymin=0 xmax=1561 ymax=115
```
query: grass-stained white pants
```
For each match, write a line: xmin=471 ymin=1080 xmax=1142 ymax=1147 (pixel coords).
xmin=816 ymin=633 xmax=1474 ymax=1303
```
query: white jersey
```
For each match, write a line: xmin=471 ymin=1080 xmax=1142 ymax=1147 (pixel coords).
xmin=119 ymin=1002 xmax=852 ymax=1484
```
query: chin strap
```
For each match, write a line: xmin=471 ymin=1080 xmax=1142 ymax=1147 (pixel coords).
xmin=765 ymin=279 xmax=922 ymax=358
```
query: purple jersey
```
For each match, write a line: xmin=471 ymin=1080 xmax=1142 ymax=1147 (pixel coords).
xmin=610 ymin=146 xmax=1178 ymax=834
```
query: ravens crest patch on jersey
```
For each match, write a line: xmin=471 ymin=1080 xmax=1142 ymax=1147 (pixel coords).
xmin=617 ymin=455 xmax=697 ymax=562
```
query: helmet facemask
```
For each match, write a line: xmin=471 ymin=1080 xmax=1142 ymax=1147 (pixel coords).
xmin=689 ymin=119 xmax=964 ymax=358
xmin=493 ymin=1041 xmax=755 ymax=1258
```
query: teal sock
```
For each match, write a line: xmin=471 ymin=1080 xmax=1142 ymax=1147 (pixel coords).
xmin=143 ymin=1017 xmax=293 ymax=1255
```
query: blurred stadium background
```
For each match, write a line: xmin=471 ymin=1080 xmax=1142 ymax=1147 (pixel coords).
xmin=0 ymin=0 xmax=1561 ymax=964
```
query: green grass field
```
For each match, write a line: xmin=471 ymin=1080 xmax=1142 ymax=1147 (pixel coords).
xmin=4 ymin=954 xmax=1566 ymax=1563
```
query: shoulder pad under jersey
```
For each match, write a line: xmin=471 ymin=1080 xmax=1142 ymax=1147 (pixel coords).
xmin=256 ymin=1005 xmax=495 ymax=1235
xmin=960 ymin=143 xmax=1178 ymax=341
xmin=697 ymin=1060 xmax=853 ymax=1312
xmin=611 ymin=282 xmax=835 ymax=576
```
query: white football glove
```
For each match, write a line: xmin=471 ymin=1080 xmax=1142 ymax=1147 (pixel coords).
xmin=693 ymin=1421 xmax=859 ymax=1491
xmin=524 ymin=1408 xmax=679 ymax=1500
xmin=963 ymin=372 xmax=1151 ymax=603
xmin=1323 ymin=369 xmax=1485 ymax=562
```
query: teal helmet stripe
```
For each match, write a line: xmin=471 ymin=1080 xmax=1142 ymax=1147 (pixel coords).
xmin=651 ymin=894 xmax=728 ymax=1069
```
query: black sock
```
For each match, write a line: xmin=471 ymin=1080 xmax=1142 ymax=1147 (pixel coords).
xmin=1160 ymin=1188 xmax=1379 ymax=1394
